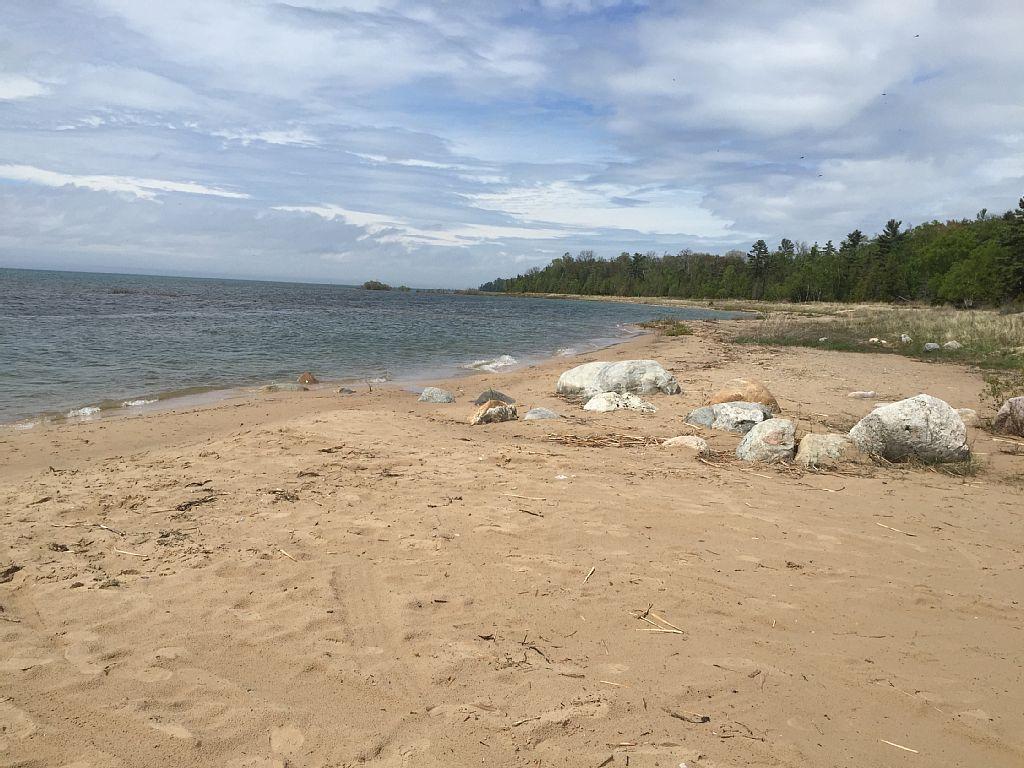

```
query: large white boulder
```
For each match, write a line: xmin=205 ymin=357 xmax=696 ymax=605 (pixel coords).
xmin=684 ymin=402 xmax=772 ymax=434
xmin=556 ymin=360 xmax=680 ymax=398
xmin=736 ymin=419 xmax=796 ymax=463
xmin=582 ymin=392 xmax=656 ymax=413
xmin=849 ymin=394 xmax=969 ymax=462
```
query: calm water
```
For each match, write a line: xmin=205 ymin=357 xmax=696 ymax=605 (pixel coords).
xmin=0 ymin=268 xmax=742 ymax=424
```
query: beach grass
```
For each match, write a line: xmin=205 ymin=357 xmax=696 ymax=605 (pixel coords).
xmin=638 ymin=318 xmax=694 ymax=336
xmin=732 ymin=306 xmax=1024 ymax=374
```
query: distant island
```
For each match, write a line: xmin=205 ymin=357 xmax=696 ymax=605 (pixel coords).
xmin=479 ymin=197 xmax=1024 ymax=307
xmin=362 ymin=280 xmax=411 ymax=292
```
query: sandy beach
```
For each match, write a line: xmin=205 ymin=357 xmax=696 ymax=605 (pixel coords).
xmin=1 ymin=320 xmax=1022 ymax=768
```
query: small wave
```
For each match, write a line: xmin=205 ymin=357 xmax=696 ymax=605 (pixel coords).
xmin=121 ymin=399 xmax=157 ymax=408
xmin=11 ymin=421 xmax=37 ymax=431
xmin=555 ymin=347 xmax=579 ymax=357
xmin=463 ymin=354 xmax=518 ymax=372
xmin=67 ymin=406 xmax=101 ymax=419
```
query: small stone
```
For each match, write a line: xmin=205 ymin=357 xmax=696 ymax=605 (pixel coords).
xmin=847 ymin=390 xmax=877 ymax=399
xmin=923 ymin=342 xmax=941 ymax=352
xmin=685 ymin=401 xmax=772 ymax=434
xmin=582 ymin=392 xmax=656 ymax=413
xmin=418 ymin=387 xmax=455 ymax=404
xmin=523 ymin=407 xmax=560 ymax=420
xmin=736 ymin=419 xmax=796 ymax=463
xmin=943 ymin=340 xmax=963 ymax=350
xmin=818 ymin=337 xmax=829 ymax=342
xmin=900 ymin=333 xmax=913 ymax=344
xmin=470 ymin=400 xmax=517 ymax=425
xmin=956 ymin=408 xmax=980 ymax=427
xmin=662 ymin=435 xmax=710 ymax=457
xmin=297 ymin=371 xmax=319 ymax=385
xmin=338 ymin=387 xmax=356 ymax=395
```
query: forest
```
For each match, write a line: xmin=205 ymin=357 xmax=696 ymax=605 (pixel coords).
xmin=479 ymin=198 xmax=1024 ymax=306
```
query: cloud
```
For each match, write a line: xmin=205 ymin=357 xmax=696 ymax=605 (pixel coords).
xmin=0 ymin=74 xmax=49 ymax=100
xmin=0 ymin=164 xmax=250 ymax=201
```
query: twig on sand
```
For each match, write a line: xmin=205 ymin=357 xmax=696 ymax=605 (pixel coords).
xmin=545 ymin=434 xmax=661 ymax=449
xmin=504 ymin=493 xmax=546 ymax=501
xmin=583 ymin=566 xmax=596 ymax=584
xmin=875 ymin=522 xmax=917 ymax=537
xmin=631 ymin=606 xmax=685 ymax=635
xmin=596 ymin=756 xmax=614 ymax=768
xmin=880 ymin=739 xmax=919 ymax=754
xmin=519 ymin=508 xmax=544 ymax=518
xmin=513 ymin=716 xmax=539 ymax=727
xmin=278 ymin=548 xmax=297 ymax=562
xmin=663 ymin=707 xmax=710 ymax=724
xmin=113 ymin=548 xmax=148 ymax=558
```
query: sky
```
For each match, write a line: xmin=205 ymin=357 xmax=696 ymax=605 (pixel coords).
xmin=1 ymin=0 xmax=1023 ymax=288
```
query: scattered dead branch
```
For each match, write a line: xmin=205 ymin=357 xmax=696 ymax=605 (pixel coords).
xmin=545 ymin=433 xmax=661 ymax=449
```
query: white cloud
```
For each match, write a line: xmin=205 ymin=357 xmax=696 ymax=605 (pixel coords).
xmin=0 ymin=164 xmax=250 ymax=201
xmin=274 ymin=204 xmax=574 ymax=246
xmin=0 ymin=74 xmax=49 ymax=100
xmin=214 ymin=128 xmax=320 ymax=146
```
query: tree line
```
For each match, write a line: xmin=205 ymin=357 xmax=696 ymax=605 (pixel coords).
xmin=479 ymin=198 xmax=1024 ymax=305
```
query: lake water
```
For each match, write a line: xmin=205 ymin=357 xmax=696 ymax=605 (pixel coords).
xmin=0 ymin=268 xmax=744 ymax=425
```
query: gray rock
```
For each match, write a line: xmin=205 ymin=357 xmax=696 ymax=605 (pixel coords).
xmin=796 ymin=433 xmax=867 ymax=468
xmin=849 ymin=394 xmax=969 ymax=462
xmin=470 ymin=400 xmax=517 ymax=425
xmin=736 ymin=419 xmax=796 ymax=463
xmin=847 ymin=390 xmax=877 ymax=399
xmin=582 ymin=392 xmax=656 ymax=413
xmin=993 ymin=396 xmax=1024 ymax=436
xmin=923 ymin=342 xmax=941 ymax=352
xmin=523 ymin=407 xmax=560 ymax=420
xmin=473 ymin=389 xmax=515 ymax=405
xmin=338 ymin=387 xmax=356 ymax=395
xmin=662 ymin=435 xmax=710 ymax=457
xmin=418 ymin=386 xmax=455 ymax=404
xmin=685 ymin=401 xmax=772 ymax=434
xmin=900 ymin=333 xmax=913 ymax=344
xmin=556 ymin=360 xmax=680 ymax=398
xmin=943 ymin=340 xmax=963 ymax=350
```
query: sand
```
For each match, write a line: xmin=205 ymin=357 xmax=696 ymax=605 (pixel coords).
xmin=1 ymin=321 xmax=1022 ymax=768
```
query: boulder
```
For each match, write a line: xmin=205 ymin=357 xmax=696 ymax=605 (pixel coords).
xmin=418 ymin=387 xmax=455 ymax=404
xmin=662 ymin=435 xmax=710 ymax=457
xmin=943 ymin=340 xmax=963 ymax=350
xmin=582 ymin=392 xmax=656 ymax=413
xmin=556 ymin=360 xmax=680 ymax=398
xmin=470 ymin=400 xmax=517 ymax=425
xmin=993 ymin=396 xmax=1024 ymax=436
xmin=956 ymin=408 xmax=980 ymax=427
xmin=707 ymin=377 xmax=780 ymax=413
xmin=795 ymin=433 xmax=867 ymax=468
xmin=736 ymin=419 xmax=796 ymax=463
xmin=923 ymin=342 xmax=941 ymax=352
xmin=297 ymin=371 xmax=319 ymax=385
xmin=523 ymin=407 xmax=560 ymax=420
xmin=847 ymin=390 xmax=877 ymax=399
xmin=900 ymin=333 xmax=913 ymax=344
xmin=474 ymin=388 xmax=515 ymax=405
xmin=685 ymin=401 xmax=772 ymax=434
xmin=849 ymin=394 xmax=969 ymax=462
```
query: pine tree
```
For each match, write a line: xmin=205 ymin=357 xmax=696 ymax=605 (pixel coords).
xmin=998 ymin=198 xmax=1024 ymax=300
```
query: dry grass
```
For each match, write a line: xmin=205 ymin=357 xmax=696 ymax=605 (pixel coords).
xmin=734 ymin=307 xmax=1024 ymax=371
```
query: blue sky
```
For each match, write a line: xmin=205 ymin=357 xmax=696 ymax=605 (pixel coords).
xmin=1 ymin=0 xmax=1022 ymax=287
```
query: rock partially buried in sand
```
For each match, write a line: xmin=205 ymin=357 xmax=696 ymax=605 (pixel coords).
xmin=956 ymin=408 xmax=980 ymax=427
xmin=662 ymin=435 xmax=710 ymax=457
xmin=993 ymin=396 xmax=1024 ymax=436
xmin=523 ymin=407 xmax=560 ymax=420
xmin=473 ymin=389 xmax=515 ymax=405
xmin=262 ymin=383 xmax=308 ymax=393
xmin=849 ymin=394 xmax=969 ymax=462
xmin=736 ymin=419 xmax=796 ymax=463
xmin=707 ymin=377 xmax=780 ymax=413
xmin=338 ymin=387 xmax=356 ymax=395
xmin=470 ymin=400 xmax=517 ymax=425
xmin=685 ymin=402 xmax=771 ymax=434
xmin=418 ymin=387 xmax=455 ymax=404
xmin=582 ymin=392 xmax=656 ymax=413
xmin=847 ymin=390 xmax=877 ymax=399
xmin=297 ymin=371 xmax=319 ymax=385
xmin=556 ymin=360 xmax=680 ymax=398
xmin=796 ymin=433 xmax=867 ymax=468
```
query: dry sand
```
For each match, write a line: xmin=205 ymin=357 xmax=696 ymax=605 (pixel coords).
xmin=1 ymin=321 xmax=1022 ymax=767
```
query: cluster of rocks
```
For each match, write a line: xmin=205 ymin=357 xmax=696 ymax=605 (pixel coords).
xmin=924 ymin=340 xmax=963 ymax=352
xmin=556 ymin=360 xmax=679 ymax=414
xmin=415 ymin=384 xmax=563 ymax=425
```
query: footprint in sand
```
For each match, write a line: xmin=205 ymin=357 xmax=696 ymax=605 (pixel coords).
xmin=270 ymin=724 xmax=305 ymax=756
xmin=132 ymin=666 xmax=173 ymax=683
xmin=149 ymin=721 xmax=195 ymax=741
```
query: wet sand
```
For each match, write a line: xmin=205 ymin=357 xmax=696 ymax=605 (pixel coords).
xmin=1 ymin=321 xmax=1022 ymax=767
